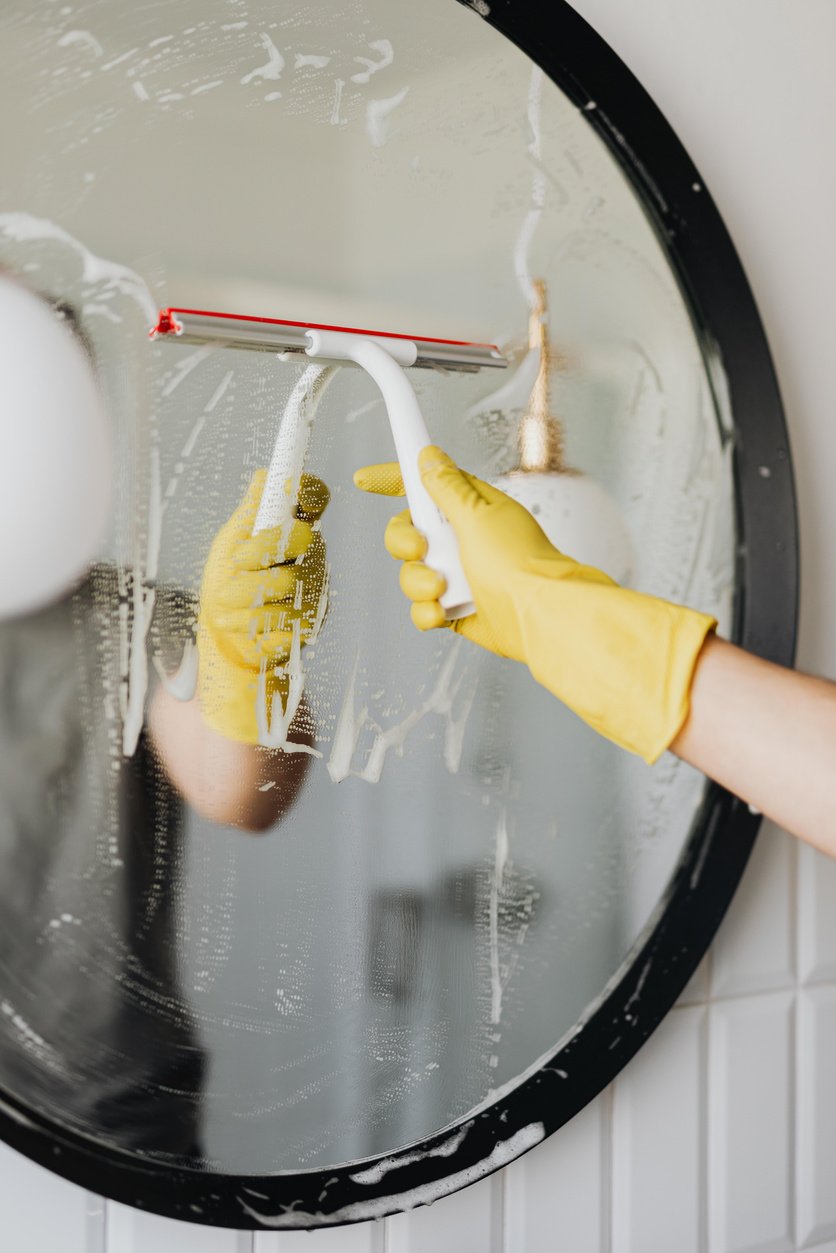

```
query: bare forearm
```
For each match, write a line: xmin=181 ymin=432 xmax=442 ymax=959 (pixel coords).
xmin=148 ymin=686 xmax=314 ymax=832
xmin=671 ymin=634 xmax=836 ymax=856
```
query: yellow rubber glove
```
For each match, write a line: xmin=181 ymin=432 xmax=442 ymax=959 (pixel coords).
xmin=354 ymin=447 xmax=716 ymax=764
xmin=197 ymin=469 xmax=329 ymax=744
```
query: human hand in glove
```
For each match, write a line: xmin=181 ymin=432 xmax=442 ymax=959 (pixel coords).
xmin=354 ymin=446 xmax=716 ymax=764
xmin=198 ymin=470 xmax=329 ymax=744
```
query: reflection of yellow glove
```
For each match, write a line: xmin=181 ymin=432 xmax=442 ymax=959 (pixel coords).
xmin=354 ymin=446 xmax=716 ymax=764
xmin=198 ymin=470 xmax=329 ymax=744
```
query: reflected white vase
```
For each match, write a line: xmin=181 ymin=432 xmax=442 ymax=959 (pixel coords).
xmin=495 ymin=470 xmax=634 ymax=587
xmin=0 ymin=276 xmax=111 ymax=619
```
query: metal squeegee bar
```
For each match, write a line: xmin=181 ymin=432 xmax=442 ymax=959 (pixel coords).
xmin=151 ymin=307 xmax=507 ymax=372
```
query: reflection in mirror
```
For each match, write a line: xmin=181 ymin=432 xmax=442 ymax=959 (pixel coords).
xmin=0 ymin=0 xmax=734 ymax=1177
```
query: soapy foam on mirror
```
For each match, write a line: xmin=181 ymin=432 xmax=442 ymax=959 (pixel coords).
xmin=150 ymin=371 xmax=237 ymax=702
xmin=350 ymin=1121 xmax=472 ymax=1185
xmin=326 ymin=652 xmax=368 ymax=783
xmin=295 ymin=54 xmax=331 ymax=70
xmin=489 ymin=809 xmax=510 ymax=1025
xmin=465 ymin=345 xmax=540 ymax=422
xmin=366 ymin=87 xmax=409 ymax=149
xmin=152 ymin=639 xmax=198 ymax=702
xmin=351 ymin=39 xmax=394 ymax=85
xmin=330 ymin=78 xmax=346 ymax=125
xmin=161 ymin=345 xmax=213 ymax=397
xmin=241 ymin=33 xmax=285 ymax=85
xmin=513 ymin=66 xmax=546 ymax=309
xmin=0 ymin=214 xmax=156 ymax=320
xmin=327 ymin=639 xmax=478 ymax=784
xmin=256 ymin=559 xmax=328 ymax=758
xmin=1 ymin=1000 xmax=64 ymax=1075
xmin=57 ymin=30 xmax=104 ymax=58
xmin=238 ymin=1122 xmax=544 ymax=1227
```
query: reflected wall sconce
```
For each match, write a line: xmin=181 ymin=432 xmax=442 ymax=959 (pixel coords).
xmin=496 ymin=278 xmax=634 ymax=586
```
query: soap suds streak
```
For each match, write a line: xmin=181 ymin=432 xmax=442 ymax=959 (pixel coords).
xmin=326 ymin=652 xmax=368 ymax=783
xmin=241 ymin=33 xmax=285 ymax=85
xmin=161 ymin=369 xmax=231 ymax=510
xmin=344 ymin=397 xmax=383 ymax=423
xmin=330 ymin=77 xmax=345 ymax=125
xmin=351 ymin=39 xmax=394 ymax=84
xmin=57 ymin=29 xmax=103 ymax=58
xmin=489 ymin=809 xmax=510 ymax=1024
xmin=1 ymin=1001 xmax=64 ymax=1074
xmin=295 ymin=53 xmax=331 ymax=69
xmin=100 ymin=48 xmax=138 ymax=72
xmin=514 ymin=66 xmax=546 ymax=309
xmin=161 ymin=345 xmax=213 ymax=397
xmin=366 ymin=87 xmax=409 ymax=148
xmin=350 ymin=1121 xmax=472 ymax=1185
xmin=152 ymin=639 xmax=198 ymax=702
xmin=82 ymin=301 xmax=121 ymax=325
xmin=238 ymin=1123 xmax=544 ymax=1227
xmin=152 ymin=363 xmax=231 ymax=701
xmin=327 ymin=639 xmax=477 ymax=784
xmin=0 ymin=214 xmax=156 ymax=321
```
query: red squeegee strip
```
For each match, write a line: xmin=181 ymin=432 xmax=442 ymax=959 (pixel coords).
xmin=152 ymin=307 xmax=500 ymax=352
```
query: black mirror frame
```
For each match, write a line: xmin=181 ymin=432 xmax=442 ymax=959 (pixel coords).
xmin=0 ymin=0 xmax=798 ymax=1230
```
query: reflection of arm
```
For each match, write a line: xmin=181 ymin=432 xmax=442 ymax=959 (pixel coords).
xmin=148 ymin=468 xmax=329 ymax=832
xmin=148 ymin=684 xmax=315 ymax=833
xmin=671 ymin=634 xmax=836 ymax=856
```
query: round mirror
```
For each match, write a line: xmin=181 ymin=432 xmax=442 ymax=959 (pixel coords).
xmin=0 ymin=0 xmax=796 ymax=1228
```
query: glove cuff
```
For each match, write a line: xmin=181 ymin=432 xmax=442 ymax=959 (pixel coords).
xmin=516 ymin=574 xmax=717 ymax=764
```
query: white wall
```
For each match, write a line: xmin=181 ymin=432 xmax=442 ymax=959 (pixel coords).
xmin=2 ymin=1 xmax=836 ymax=1249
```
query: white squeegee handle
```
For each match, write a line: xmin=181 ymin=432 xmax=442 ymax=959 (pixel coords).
xmin=305 ymin=329 xmax=475 ymax=620
xmin=253 ymin=362 xmax=335 ymax=540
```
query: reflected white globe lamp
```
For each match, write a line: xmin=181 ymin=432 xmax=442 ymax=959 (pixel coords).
xmin=0 ymin=275 xmax=111 ymax=618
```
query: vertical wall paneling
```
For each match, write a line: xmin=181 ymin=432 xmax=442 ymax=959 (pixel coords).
xmin=86 ymin=1194 xmax=107 ymax=1253
xmin=710 ymin=822 xmax=795 ymax=999
xmin=255 ymin=1220 xmax=382 ymax=1252
xmin=611 ymin=1006 xmax=706 ymax=1253
xmin=386 ymin=1173 xmax=500 ymax=1253
xmin=105 ymin=1202 xmax=241 ymax=1253
xmin=0 ymin=1141 xmax=90 ymax=1253
xmin=503 ymin=1094 xmax=607 ymax=1253
xmin=798 ymin=845 xmax=836 ymax=986
xmin=708 ymin=993 xmax=795 ymax=1253
xmin=797 ymin=988 xmax=836 ymax=1248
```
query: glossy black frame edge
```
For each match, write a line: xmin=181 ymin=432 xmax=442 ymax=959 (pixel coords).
xmin=0 ymin=0 xmax=799 ymax=1230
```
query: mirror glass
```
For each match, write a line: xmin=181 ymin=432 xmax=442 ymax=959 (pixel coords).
xmin=0 ymin=0 xmax=735 ymax=1174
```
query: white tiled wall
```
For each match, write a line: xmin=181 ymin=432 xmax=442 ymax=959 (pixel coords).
xmin=2 ymin=1 xmax=834 ymax=1250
